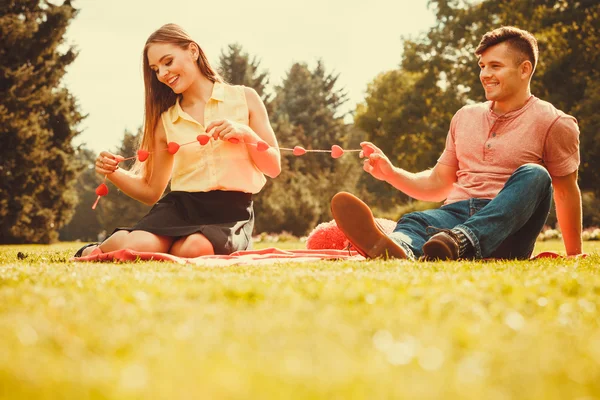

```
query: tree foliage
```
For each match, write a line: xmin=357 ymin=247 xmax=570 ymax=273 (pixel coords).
xmin=217 ymin=43 xmax=271 ymax=106
xmin=96 ymin=128 xmax=152 ymax=233
xmin=272 ymin=62 xmax=347 ymax=155
xmin=355 ymin=69 xmax=462 ymax=208
xmin=355 ymin=0 xmax=600 ymax=208
xmin=254 ymin=61 xmax=356 ymax=235
xmin=60 ymin=128 xmax=153 ymax=240
xmin=58 ymin=148 xmax=103 ymax=242
xmin=0 ymin=0 xmax=84 ymax=243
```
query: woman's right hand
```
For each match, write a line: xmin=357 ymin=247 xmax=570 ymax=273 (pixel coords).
xmin=95 ymin=151 xmax=123 ymax=175
xmin=360 ymin=141 xmax=395 ymax=181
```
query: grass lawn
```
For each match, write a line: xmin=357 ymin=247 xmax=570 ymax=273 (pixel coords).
xmin=0 ymin=240 xmax=599 ymax=399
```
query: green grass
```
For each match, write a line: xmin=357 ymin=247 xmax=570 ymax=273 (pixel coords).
xmin=0 ymin=241 xmax=599 ymax=399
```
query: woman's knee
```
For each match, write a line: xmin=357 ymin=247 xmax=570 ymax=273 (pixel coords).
xmin=99 ymin=230 xmax=130 ymax=251
xmin=170 ymin=234 xmax=214 ymax=258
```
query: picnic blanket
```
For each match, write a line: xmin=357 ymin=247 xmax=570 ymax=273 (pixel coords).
xmin=71 ymin=247 xmax=585 ymax=266
xmin=72 ymin=247 xmax=365 ymax=266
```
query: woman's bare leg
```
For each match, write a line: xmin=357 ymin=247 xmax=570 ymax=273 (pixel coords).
xmin=170 ymin=233 xmax=215 ymax=258
xmin=97 ymin=230 xmax=173 ymax=253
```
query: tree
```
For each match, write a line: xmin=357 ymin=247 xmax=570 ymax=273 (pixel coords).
xmin=354 ymin=69 xmax=462 ymax=209
xmin=254 ymin=61 xmax=357 ymax=235
xmin=0 ymin=0 xmax=84 ymax=243
xmin=270 ymin=61 xmax=348 ymax=173
xmin=60 ymin=128 xmax=154 ymax=241
xmin=217 ymin=43 xmax=271 ymax=106
xmin=355 ymin=0 xmax=600 ymax=204
xmin=406 ymin=0 xmax=600 ymax=194
xmin=58 ymin=148 xmax=103 ymax=242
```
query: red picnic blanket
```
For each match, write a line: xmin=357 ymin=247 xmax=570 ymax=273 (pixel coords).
xmin=71 ymin=247 xmax=586 ymax=266
xmin=72 ymin=247 xmax=365 ymax=266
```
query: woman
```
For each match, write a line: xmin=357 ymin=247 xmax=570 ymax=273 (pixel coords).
xmin=76 ymin=23 xmax=281 ymax=257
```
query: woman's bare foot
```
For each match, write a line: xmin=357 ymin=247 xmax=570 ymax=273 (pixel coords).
xmin=74 ymin=243 xmax=100 ymax=257
xmin=81 ymin=245 xmax=99 ymax=257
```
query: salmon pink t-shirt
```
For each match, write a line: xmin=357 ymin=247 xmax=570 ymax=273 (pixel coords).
xmin=438 ymin=96 xmax=580 ymax=204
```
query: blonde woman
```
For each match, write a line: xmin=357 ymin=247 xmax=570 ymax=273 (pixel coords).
xmin=76 ymin=24 xmax=281 ymax=258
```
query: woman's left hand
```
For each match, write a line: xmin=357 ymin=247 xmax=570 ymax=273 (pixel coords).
xmin=206 ymin=119 xmax=255 ymax=143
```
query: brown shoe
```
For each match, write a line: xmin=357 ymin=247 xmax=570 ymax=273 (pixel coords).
xmin=331 ymin=192 xmax=407 ymax=259
xmin=422 ymin=229 xmax=473 ymax=261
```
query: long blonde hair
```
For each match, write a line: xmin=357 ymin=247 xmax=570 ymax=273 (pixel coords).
xmin=133 ymin=23 xmax=222 ymax=182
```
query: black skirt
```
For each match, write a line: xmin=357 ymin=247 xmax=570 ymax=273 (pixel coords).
xmin=114 ymin=190 xmax=254 ymax=255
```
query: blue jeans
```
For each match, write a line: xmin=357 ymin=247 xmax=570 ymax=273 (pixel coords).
xmin=389 ymin=164 xmax=553 ymax=260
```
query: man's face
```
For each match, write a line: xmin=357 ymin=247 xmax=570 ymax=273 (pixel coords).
xmin=478 ymin=42 xmax=528 ymax=103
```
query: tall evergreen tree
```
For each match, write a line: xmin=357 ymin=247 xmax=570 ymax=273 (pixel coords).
xmin=271 ymin=61 xmax=348 ymax=173
xmin=217 ymin=43 xmax=271 ymax=105
xmin=254 ymin=61 xmax=356 ymax=235
xmin=0 ymin=0 xmax=84 ymax=243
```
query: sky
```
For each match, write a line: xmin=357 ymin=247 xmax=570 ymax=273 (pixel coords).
xmin=64 ymin=0 xmax=437 ymax=153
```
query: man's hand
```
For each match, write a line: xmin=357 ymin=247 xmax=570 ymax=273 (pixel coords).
xmin=360 ymin=142 xmax=395 ymax=181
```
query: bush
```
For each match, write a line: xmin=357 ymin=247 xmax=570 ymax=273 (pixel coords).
xmin=254 ymin=152 xmax=364 ymax=237
xmin=253 ymin=170 xmax=324 ymax=236
xmin=582 ymin=227 xmax=600 ymax=241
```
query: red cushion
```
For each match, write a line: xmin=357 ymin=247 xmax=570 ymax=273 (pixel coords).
xmin=306 ymin=218 xmax=397 ymax=250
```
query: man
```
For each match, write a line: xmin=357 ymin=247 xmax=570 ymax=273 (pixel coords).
xmin=332 ymin=26 xmax=582 ymax=260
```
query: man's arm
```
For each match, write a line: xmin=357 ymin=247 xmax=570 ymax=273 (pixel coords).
xmin=552 ymin=171 xmax=583 ymax=255
xmin=361 ymin=141 xmax=458 ymax=202
xmin=384 ymin=162 xmax=458 ymax=202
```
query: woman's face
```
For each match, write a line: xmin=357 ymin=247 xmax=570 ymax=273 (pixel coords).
xmin=147 ymin=42 xmax=199 ymax=94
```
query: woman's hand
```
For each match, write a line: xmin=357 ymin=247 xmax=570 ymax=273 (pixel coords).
xmin=360 ymin=141 xmax=395 ymax=181
xmin=95 ymin=151 xmax=124 ymax=175
xmin=206 ymin=119 xmax=256 ymax=143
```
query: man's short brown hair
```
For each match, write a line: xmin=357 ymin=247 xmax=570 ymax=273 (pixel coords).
xmin=475 ymin=26 xmax=539 ymax=72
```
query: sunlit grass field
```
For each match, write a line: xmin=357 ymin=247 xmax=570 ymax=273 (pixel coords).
xmin=1 ymin=240 xmax=599 ymax=399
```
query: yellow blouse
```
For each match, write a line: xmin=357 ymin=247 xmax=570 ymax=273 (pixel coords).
xmin=161 ymin=82 xmax=267 ymax=194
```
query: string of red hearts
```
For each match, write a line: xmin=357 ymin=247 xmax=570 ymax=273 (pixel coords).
xmin=91 ymin=133 xmax=376 ymax=209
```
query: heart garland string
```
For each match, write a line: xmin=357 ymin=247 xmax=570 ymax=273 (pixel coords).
xmin=92 ymin=134 xmax=375 ymax=209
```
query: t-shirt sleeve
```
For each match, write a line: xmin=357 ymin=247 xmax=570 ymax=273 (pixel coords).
xmin=437 ymin=111 xmax=459 ymax=168
xmin=543 ymin=115 xmax=580 ymax=177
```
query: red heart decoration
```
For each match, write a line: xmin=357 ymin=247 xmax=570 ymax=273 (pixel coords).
xmin=293 ymin=146 xmax=307 ymax=156
xmin=95 ymin=183 xmax=109 ymax=196
xmin=363 ymin=146 xmax=375 ymax=157
xmin=256 ymin=141 xmax=269 ymax=151
xmin=228 ymin=138 xmax=240 ymax=144
xmin=331 ymin=145 xmax=344 ymax=158
xmin=197 ymin=135 xmax=210 ymax=145
xmin=167 ymin=142 xmax=180 ymax=154
xmin=137 ymin=149 xmax=149 ymax=162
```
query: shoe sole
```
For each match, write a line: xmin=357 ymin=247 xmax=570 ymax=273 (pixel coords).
xmin=331 ymin=192 xmax=406 ymax=259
